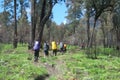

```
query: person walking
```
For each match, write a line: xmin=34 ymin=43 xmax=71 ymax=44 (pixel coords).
xmin=59 ymin=41 xmax=64 ymax=53
xmin=63 ymin=43 xmax=67 ymax=52
xmin=33 ymin=40 xmax=40 ymax=62
xmin=51 ymin=40 xmax=57 ymax=56
xmin=43 ymin=41 xmax=49 ymax=58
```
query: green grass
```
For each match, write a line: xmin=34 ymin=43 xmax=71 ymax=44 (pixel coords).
xmin=61 ymin=51 xmax=120 ymax=80
xmin=0 ymin=44 xmax=47 ymax=80
xmin=0 ymin=44 xmax=120 ymax=80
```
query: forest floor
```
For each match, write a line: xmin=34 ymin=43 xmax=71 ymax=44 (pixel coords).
xmin=0 ymin=44 xmax=120 ymax=80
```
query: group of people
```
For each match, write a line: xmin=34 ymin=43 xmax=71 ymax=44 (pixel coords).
xmin=33 ymin=40 xmax=67 ymax=62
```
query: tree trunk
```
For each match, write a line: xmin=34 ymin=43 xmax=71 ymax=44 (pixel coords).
xmin=88 ymin=19 xmax=97 ymax=48
xmin=47 ymin=22 xmax=51 ymax=43
xmin=48 ymin=25 xmax=51 ymax=43
xmin=88 ymin=18 xmax=97 ymax=59
xmin=37 ymin=0 xmax=46 ymax=45
xmin=13 ymin=0 xmax=18 ymax=48
xmin=29 ymin=0 xmax=36 ymax=49
xmin=86 ymin=15 xmax=90 ymax=47
xmin=94 ymin=30 xmax=97 ymax=59
xmin=46 ymin=20 xmax=51 ymax=43
xmin=37 ymin=0 xmax=52 ymax=48
xmin=101 ymin=22 xmax=106 ymax=48
xmin=38 ymin=23 xmax=44 ymax=45
xmin=116 ymin=29 xmax=120 ymax=50
xmin=73 ymin=25 xmax=75 ymax=34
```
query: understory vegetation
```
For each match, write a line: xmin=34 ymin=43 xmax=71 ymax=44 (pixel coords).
xmin=0 ymin=44 xmax=120 ymax=80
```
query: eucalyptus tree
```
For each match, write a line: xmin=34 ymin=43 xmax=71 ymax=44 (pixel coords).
xmin=29 ymin=0 xmax=66 ymax=49
xmin=86 ymin=0 xmax=116 ymax=58
xmin=99 ymin=13 xmax=107 ymax=48
xmin=0 ymin=0 xmax=11 ymax=27
xmin=46 ymin=19 xmax=52 ymax=43
xmin=66 ymin=0 xmax=83 ymax=34
xmin=13 ymin=0 xmax=17 ymax=48
xmin=18 ymin=8 xmax=29 ymax=44
xmin=88 ymin=0 xmax=115 ymax=48
xmin=28 ymin=0 xmax=67 ymax=48
xmin=19 ymin=0 xmax=29 ymax=17
xmin=0 ymin=12 xmax=12 ymax=43
xmin=17 ymin=0 xmax=29 ymax=44
xmin=2 ymin=0 xmax=17 ymax=47
xmin=84 ymin=0 xmax=93 ymax=47
xmin=0 ymin=0 xmax=14 ymax=43
xmin=99 ymin=12 xmax=115 ymax=48
xmin=37 ymin=0 xmax=52 ymax=45
xmin=30 ymin=0 xmax=37 ymax=48
xmin=0 ymin=12 xmax=11 ymax=28
xmin=112 ymin=0 xmax=120 ymax=50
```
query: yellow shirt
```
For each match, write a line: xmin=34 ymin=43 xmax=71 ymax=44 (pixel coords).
xmin=52 ymin=41 xmax=57 ymax=50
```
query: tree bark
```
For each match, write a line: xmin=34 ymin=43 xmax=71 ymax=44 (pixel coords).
xmin=13 ymin=0 xmax=18 ymax=48
xmin=86 ymin=15 xmax=90 ymax=47
xmin=46 ymin=20 xmax=51 ymax=43
xmin=88 ymin=19 xmax=97 ymax=48
xmin=101 ymin=22 xmax=106 ymax=48
xmin=88 ymin=18 xmax=97 ymax=59
xmin=29 ymin=0 xmax=36 ymax=49
xmin=37 ymin=0 xmax=52 ymax=48
xmin=116 ymin=29 xmax=120 ymax=50
xmin=48 ymin=27 xmax=51 ymax=43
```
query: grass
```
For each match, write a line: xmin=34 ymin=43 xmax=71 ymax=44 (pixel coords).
xmin=0 ymin=44 xmax=48 ymax=80
xmin=61 ymin=51 xmax=120 ymax=80
xmin=0 ymin=44 xmax=120 ymax=80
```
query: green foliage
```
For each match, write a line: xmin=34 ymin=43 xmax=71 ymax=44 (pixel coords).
xmin=98 ymin=47 xmax=120 ymax=57
xmin=85 ymin=47 xmax=120 ymax=59
xmin=49 ymin=76 xmax=57 ymax=80
xmin=85 ymin=47 xmax=99 ymax=58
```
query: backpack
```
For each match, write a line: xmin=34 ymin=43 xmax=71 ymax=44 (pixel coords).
xmin=44 ymin=43 xmax=49 ymax=51
xmin=60 ymin=42 xmax=64 ymax=48
xmin=33 ymin=41 xmax=40 ymax=50
xmin=46 ymin=44 xmax=49 ymax=50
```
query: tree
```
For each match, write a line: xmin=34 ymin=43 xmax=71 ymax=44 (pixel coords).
xmin=85 ymin=0 xmax=116 ymax=58
xmin=99 ymin=12 xmax=108 ymax=48
xmin=84 ymin=0 xmax=92 ymax=47
xmin=112 ymin=0 xmax=120 ymax=50
xmin=18 ymin=8 xmax=29 ymax=44
xmin=27 ymin=0 xmax=66 ymax=50
xmin=88 ymin=0 xmax=115 ymax=48
xmin=46 ymin=19 xmax=52 ymax=42
xmin=13 ymin=0 xmax=17 ymax=48
xmin=0 ymin=0 xmax=15 ymax=43
xmin=66 ymin=0 xmax=83 ymax=34
xmin=32 ymin=0 xmax=65 ymax=49
xmin=29 ymin=0 xmax=37 ymax=48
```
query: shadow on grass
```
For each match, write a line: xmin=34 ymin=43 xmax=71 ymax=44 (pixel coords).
xmin=34 ymin=74 xmax=49 ymax=80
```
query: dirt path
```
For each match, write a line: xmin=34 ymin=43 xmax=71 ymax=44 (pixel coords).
xmin=30 ymin=49 xmax=80 ymax=80
xmin=41 ymin=58 xmax=66 ymax=80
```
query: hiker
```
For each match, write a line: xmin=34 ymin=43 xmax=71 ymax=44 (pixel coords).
xmin=51 ymin=40 xmax=57 ymax=56
xmin=33 ymin=40 xmax=40 ymax=62
xmin=59 ymin=41 xmax=64 ymax=53
xmin=63 ymin=43 xmax=67 ymax=52
xmin=43 ymin=41 xmax=49 ymax=58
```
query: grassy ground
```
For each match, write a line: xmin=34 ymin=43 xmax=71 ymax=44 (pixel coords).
xmin=0 ymin=44 xmax=120 ymax=80
xmin=0 ymin=44 xmax=48 ymax=80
